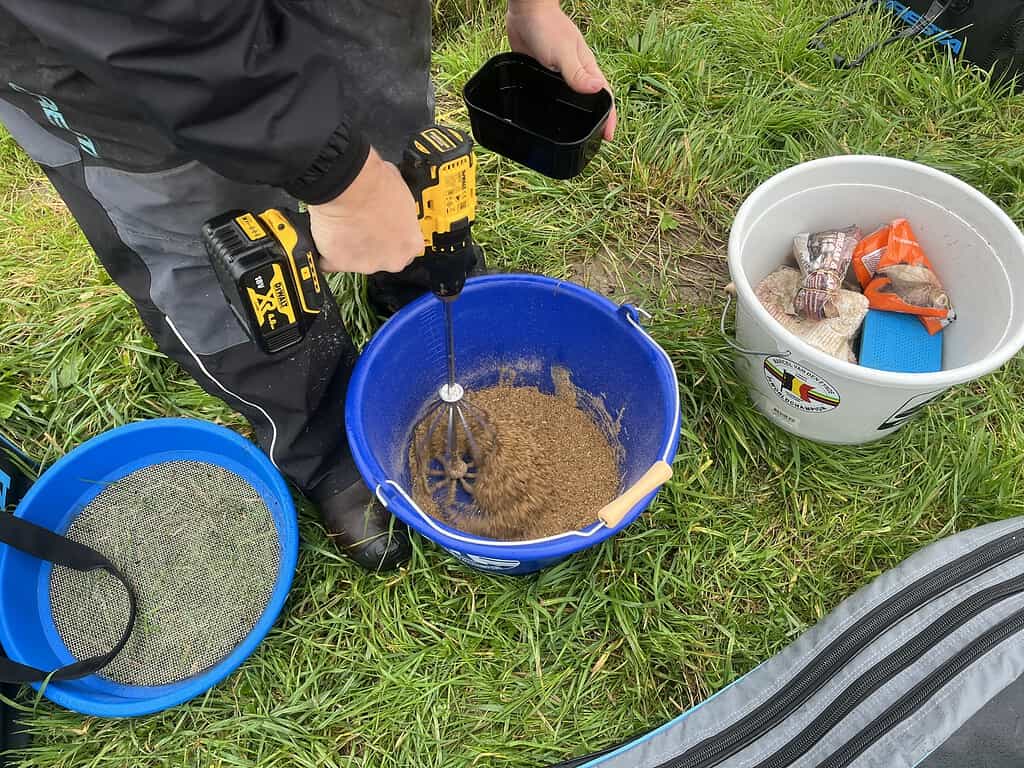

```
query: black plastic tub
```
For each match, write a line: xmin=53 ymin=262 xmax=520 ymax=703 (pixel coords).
xmin=463 ymin=53 xmax=612 ymax=179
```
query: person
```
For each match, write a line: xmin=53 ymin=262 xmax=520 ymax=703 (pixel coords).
xmin=0 ymin=1 xmax=615 ymax=571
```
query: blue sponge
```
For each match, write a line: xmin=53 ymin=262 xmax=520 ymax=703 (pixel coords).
xmin=859 ymin=310 xmax=943 ymax=373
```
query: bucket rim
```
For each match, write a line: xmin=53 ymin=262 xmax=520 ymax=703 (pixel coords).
xmin=0 ymin=417 xmax=298 ymax=717
xmin=346 ymin=273 xmax=682 ymax=562
xmin=728 ymin=154 xmax=1024 ymax=388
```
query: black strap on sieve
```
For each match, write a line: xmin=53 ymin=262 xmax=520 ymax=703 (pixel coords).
xmin=809 ymin=0 xmax=954 ymax=69
xmin=0 ymin=513 xmax=137 ymax=684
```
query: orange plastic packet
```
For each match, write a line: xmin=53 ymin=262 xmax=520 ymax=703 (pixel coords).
xmin=852 ymin=219 xmax=955 ymax=336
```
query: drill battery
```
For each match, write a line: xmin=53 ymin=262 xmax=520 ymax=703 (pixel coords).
xmin=201 ymin=209 xmax=324 ymax=354
xmin=201 ymin=124 xmax=478 ymax=353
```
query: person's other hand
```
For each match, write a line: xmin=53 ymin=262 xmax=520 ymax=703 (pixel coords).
xmin=506 ymin=0 xmax=616 ymax=141
xmin=309 ymin=147 xmax=423 ymax=274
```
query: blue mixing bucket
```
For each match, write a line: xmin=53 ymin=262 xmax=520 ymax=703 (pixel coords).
xmin=346 ymin=274 xmax=681 ymax=574
xmin=0 ymin=419 xmax=298 ymax=717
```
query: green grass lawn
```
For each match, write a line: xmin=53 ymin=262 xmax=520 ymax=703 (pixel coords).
xmin=4 ymin=0 xmax=1024 ymax=765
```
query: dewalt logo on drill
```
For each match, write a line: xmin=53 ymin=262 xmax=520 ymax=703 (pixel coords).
xmin=245 ymin=264 xmax=296 ymax=332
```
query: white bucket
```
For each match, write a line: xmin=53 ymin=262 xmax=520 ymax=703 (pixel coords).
xmin=728 ymin=156 xmax=1024 ymax=444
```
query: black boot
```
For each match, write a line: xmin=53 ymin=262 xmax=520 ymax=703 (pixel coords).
xmin=314 ymin=481 xmax=411 ymax=571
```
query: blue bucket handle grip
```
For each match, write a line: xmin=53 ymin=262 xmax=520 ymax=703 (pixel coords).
xmin=0 ymin=513 xmax=137 ymax=684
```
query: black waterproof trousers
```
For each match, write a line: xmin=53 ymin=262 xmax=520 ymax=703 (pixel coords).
xmin=0 ymin=1 xmax=434 ymax=497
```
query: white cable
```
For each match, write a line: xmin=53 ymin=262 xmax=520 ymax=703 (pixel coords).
xmin=381 ymin=480 xmax=608 ymax=546
xmin=165 ymin=316 xmax=281 ymax=470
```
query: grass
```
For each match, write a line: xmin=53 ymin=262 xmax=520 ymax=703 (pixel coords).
xmin=3 ymin=0 xmax=1024 ymax=765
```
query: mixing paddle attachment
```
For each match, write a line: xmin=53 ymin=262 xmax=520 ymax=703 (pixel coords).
xmin=415 ymin=299 xmax=495 ymax=510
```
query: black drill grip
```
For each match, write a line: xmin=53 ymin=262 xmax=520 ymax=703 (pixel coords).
xmin=424 ymin=242 xmax=480 ymax=298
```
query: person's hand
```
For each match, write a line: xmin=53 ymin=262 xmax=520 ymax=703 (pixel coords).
xmin=308 ymin=147 xmax=422 ymax=274
xmin=506 ymin=0 xmax=616 ymax=141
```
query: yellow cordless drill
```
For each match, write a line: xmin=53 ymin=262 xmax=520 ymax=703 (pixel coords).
xmin=202 ymin=125 xmax=479 ymax=354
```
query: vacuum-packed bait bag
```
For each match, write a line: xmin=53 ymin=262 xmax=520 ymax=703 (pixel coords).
xmin=756 ymin=267 xmax=869 ymax=363
xmin=792 ymin=226 xmax=862 ymax=320
xmin=853 ymin=219 xmax=955 ymax=335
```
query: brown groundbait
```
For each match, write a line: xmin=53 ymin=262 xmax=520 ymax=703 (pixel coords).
xmin=409 ymin=377 xmax=621 ymax=541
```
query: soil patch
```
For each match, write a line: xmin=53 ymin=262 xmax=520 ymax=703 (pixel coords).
xmin=409 ymin=376 xmax=621 ymax=541
xmin=567 ymin=208 xmax=729 ymax=309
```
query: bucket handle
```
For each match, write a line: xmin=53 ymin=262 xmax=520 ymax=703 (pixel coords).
xmin=377 ymin=480 xmax=612 ymax=546
xmin=597 ymin=461 xmax=674 ymax=528
xmin=720 ymin=290 xmax=792 ymax=359
xmin=0 ymin=512 xmax=137 ymax=684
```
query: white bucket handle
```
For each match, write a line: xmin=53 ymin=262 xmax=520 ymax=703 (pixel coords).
xmin=376 ymin=480 xmax=609 ymax=547
xmin=720 ymin=291 xmax=793 ymax=359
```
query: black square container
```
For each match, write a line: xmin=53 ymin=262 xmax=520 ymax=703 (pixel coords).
xmin=463 ymin=53 xmax=612 ymax=180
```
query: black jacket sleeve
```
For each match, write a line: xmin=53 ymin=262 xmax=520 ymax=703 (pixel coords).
xmin=0 ymin=0 xmax=370 ymax=203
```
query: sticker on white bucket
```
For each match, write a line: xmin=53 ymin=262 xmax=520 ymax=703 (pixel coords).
xmin=878 ymin=390 xmax=944 ymax=431
xmin=763 ymin=356 xmax=841 ymax=413
xmin=444 ymin=548 xmax=521 ymax=571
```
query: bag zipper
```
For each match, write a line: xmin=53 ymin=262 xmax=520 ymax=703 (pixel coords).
xmin=818 ymin=605 xmax=1024 ymax=768
xmin=753 ymin=572 xmax=1024 ymax=768
xmin=656 ymin=525 xmax=1024 ymax=768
